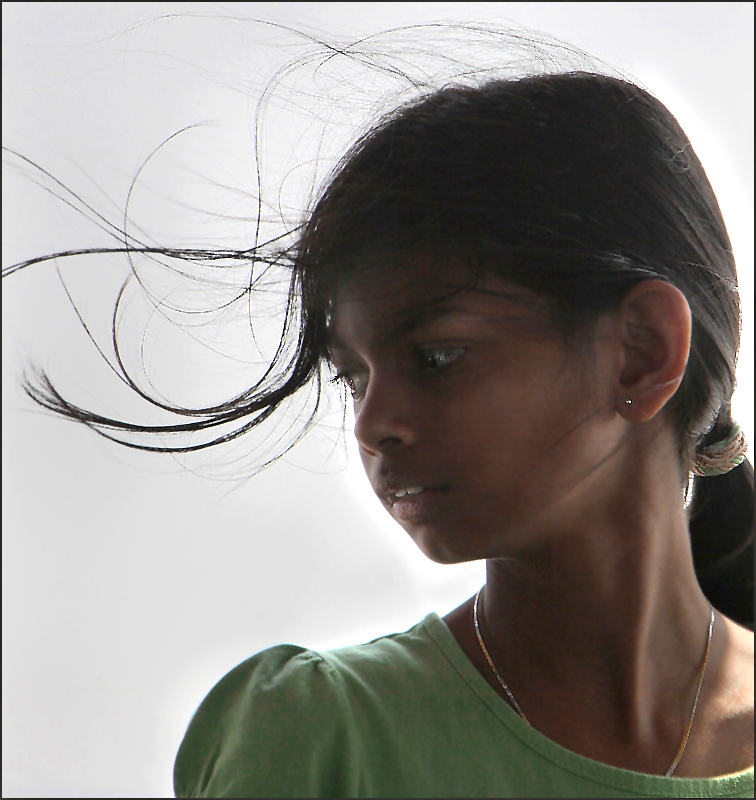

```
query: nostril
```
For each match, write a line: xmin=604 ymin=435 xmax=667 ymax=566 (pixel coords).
xmin=355 ymin=417 xmax=416 ymax=453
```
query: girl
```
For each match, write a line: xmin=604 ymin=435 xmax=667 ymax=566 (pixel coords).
xmin=5 ymin=27 xmax=753 ymax=800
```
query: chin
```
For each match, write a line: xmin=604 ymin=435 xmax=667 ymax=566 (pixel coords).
xmin=410 ymin=526 xmax=483 ymax=565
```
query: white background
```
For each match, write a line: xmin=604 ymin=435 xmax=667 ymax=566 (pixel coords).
xmin=3 ymin=3 xmax=753 ymax=797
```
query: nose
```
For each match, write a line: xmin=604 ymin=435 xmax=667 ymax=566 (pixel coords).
xmin=353 ymin=372 xmax=420 ymax=455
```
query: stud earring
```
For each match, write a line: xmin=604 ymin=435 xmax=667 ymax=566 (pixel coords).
xmin=625 ymin=399 xmax=632 ymax=406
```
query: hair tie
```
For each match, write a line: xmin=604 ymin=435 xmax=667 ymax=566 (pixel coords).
xmin=692 ymin=423 xmax=748 ymax=477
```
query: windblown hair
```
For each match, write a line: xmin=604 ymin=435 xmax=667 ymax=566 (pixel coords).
xmin=4 ymin=65 xmax=752 ymax=624
xmin=294 ymin=73 xmax=753 ymax=625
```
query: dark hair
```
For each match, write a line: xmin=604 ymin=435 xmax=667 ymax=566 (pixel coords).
xmin=5 ymin=68 xmax=752 ymax=624
xmin=295 ymin=72 xmax=753 ymax=625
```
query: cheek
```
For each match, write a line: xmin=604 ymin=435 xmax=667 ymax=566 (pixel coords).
xmin=446 ymin=367 xmax=592 ymax=478
xmin=445 ymin=371 xmax=545 ymax=443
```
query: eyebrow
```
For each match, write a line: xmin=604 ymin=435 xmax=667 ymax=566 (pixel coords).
xmin=394 ymin=304 xmax=480 ymax=337
xmin=326 ymin=302 xmax=481 ymax=354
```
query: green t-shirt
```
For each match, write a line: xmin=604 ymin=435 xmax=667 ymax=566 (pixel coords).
xmin=174 ymin=613 xmax=754 ymax=798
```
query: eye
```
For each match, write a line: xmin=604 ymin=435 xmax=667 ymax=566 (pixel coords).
xmin=330 ymin=371 xmax=367 ymax=400
xmin=419 ymin=347 xmax=465 ymax=371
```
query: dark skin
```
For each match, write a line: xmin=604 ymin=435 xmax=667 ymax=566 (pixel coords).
xmin=329 ymin=263 xmax=754 ymax=778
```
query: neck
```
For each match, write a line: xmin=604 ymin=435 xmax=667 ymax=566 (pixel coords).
xmin=479 ymin=455 xmax=713 ymax=742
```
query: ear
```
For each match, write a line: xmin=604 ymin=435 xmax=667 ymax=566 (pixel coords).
xmin=615 ymin=280 xmax=692 ymax=422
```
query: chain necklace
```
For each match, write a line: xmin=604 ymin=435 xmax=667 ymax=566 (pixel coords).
xmin=473 ymin=587 xmax=715 ymax=777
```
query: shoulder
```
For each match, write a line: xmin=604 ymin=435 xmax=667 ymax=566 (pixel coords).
xmin=182 ymin=643 xmax=346 ymax=745
xmin=173 ymin=618 xmax=444 ymax=798
xmin=685 ymin=614 xmax=754 ymax=778
xmin=719 ymin=616 xmax=754 ymax=736
xmin=716 ymin=617 xmax=754 ymax=770
xmin=174 ymin=644 xmax=351 ymax=798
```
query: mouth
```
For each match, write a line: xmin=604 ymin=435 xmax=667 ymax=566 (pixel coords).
xmin=390 ymin=485 xmax=427 ymax=502
xmin=381 ymin=484 xmax=449 ymax=522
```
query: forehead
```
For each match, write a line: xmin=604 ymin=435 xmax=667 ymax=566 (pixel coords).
xmin=327 ymin=262 xmax=550 ymax=350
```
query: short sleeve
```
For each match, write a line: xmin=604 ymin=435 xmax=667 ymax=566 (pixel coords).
xmin=174 ymin=645 xmax=359 ymax=798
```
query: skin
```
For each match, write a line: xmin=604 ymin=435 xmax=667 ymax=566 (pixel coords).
xmin=329 ymin=262 xmax=754 ymax=778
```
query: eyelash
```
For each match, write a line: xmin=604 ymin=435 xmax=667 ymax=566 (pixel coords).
xmin=419 ymin=347 xmax=465 ymax=371
xmin=329 ymin=373 xmax=363 ymax=399
xmin=330 ymin=347 xmax=465 ymax=399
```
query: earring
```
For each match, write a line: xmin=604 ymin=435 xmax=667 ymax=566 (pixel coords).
xmin=625 ymin=399 xmax=632 ymax=406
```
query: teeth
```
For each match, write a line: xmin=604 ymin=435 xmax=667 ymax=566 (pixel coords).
xmin=395 ymin=486 xmax=425 ymax=498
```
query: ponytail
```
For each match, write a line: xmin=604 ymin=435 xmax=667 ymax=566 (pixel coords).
xmin=690 ymin=414 xmax=753 ymax=629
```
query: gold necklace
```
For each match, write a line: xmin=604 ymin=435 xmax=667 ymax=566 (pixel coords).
xmin=473 ymin=587 xmax=715 ymax=777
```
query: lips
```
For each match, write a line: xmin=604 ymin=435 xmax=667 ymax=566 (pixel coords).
xmin=390 ymin=487 xmax=448 ymax=522
xmin=374 ymin=474 xmax=449 ymax=521
xmin=391 ymin=485 xmax=427 ymax=502
xmin=377 ymin=479 xmax=442 ymax=506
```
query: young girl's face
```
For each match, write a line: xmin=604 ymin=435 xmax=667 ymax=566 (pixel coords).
xmin=328 ymin=261 xmax=623 ymax=564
